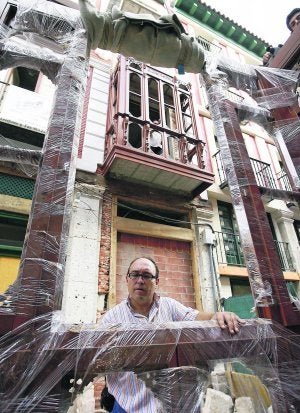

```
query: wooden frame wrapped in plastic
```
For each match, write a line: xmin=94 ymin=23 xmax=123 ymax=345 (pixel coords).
xmin=0 ymin=0 xmax=299 ymax=412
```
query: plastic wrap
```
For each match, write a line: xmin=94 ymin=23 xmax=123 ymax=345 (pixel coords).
xmin=0 ymin=0 xmax=84 ymax=83
xmin=203 ymin=52 xmax=299 ymax=128
xmin=1 ymin=316 xmax=300 ymax=412
xmin=0 ymin=136 xmax=42 ymax=176
xmin=202 ymin=49 xmax=300 ymax=316
xmin=0 ymin=144 xmax=41 ymax=165
xmin=0 ymin=1 xmax=299 ymax=412
xmin=271 ymin=118 xmax=300 ymax=187
xmin=0 ymin=0 xmax=88 ymax=318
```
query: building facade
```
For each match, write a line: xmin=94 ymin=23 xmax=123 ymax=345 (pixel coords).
xmin=0 ymin=0 xmax=300 ymax=409
xmin=0 ymin=0 xmax=299 ymax=321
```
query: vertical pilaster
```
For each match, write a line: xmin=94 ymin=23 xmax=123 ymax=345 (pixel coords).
xmin=193 ymin=207 xmax=221 ymax=313
xmin=62 ymin=183 xmax=104 ymax=324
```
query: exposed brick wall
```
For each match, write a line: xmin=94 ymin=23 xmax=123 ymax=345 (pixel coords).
xmin=98 ymin=192 xmax=113 ymax=294
xmin=77 ymin=66 xmax=93 ymax=159
xmin=116 ymin=233 xmax=195 ymax=308
xmin=94 ymin=376 xmax=105 ymax=411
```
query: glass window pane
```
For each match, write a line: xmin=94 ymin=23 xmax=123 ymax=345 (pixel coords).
xmin=167 ymin=135 xmax=180 ymax=161
xmin=128 ymin=123 xmax=142 ymax=148
xmin=163 ymin=84 xmax=177 ymax=130
xmin=180 ymin=94 xmax=194 ymax=136
xmin=163 ymin=84 xmax=174 ymax=106
xmin=150 ymin=129 xmax=163 ymax=155
xmin=129 ymin=73 xmax=141 ymax=117
xmin=148 ymin=78 xmax=160 ymax=122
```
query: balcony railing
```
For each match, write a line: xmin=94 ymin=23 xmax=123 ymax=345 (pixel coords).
xmin=274 ymin=240 xmax=295 ymax=271
xmin=105 ymin=117 xmax=206 ymax=169
xmin=215 ymin=231 xmax=244 ymax=266
xmin=212 ymin=150 xmax=227 ymax=187
xmin=196 ymin=36 xmax=222 ymax=54
xmin=214 ymin=152 xmax=293 ymax=193
xmin=277 ymin=168 xmax=292 ymax=191
xmin=215 ymin=231 xmax=295 ymax=271
xmin=250 ymin=157 xmax=277 ymax=189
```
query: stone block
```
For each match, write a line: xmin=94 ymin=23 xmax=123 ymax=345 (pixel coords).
xmin=234 ymin=397 xmax=255 ymax=413
xmin=202 ymin=388 xmax=233 ymax=413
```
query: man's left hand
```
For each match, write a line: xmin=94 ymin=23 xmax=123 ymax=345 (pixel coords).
xmin=212 ymin=311 xmax=246 ymax=334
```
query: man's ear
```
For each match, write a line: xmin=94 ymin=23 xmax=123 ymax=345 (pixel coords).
xmin=156 ymin=278 xmax=159 ymax=286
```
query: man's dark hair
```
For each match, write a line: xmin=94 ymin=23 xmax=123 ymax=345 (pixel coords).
xmin=286 ymin=8 xmax=300 ymax=31
xmin=127 ymin=257 xmax=159 ymax=279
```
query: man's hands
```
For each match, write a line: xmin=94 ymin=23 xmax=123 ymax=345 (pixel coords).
xmin=212 ymin=311 xmax=246 ymax=334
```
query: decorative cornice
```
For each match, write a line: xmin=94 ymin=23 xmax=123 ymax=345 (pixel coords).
xmin=175 ymin=0 xmax=268 ymax=57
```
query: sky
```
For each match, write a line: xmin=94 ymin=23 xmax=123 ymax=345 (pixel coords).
xmin=203 ymin=0 xmax=299 ymax=46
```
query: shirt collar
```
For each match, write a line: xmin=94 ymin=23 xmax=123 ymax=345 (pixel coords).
xmin=126 ymin=293 xmax=160 ymax=312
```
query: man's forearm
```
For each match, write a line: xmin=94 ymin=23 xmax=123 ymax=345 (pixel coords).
xmin=195 ymin=312 xmax=215 ymax=321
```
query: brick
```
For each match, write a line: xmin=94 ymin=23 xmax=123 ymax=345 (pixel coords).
xmin=98 ymin=192 xmax=113 ymax=295
xmin=115 ymin=234 xmax=194 ymax=306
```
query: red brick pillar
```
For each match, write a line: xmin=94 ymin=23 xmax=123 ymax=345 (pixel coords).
xmin=98 ymin=192 xmax=113 ymax=296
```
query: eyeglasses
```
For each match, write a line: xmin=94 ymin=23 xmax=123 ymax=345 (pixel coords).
xmin=127 ymin=272 xmax=157 ymax=281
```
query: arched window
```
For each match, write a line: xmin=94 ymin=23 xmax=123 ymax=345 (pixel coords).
xmin=163 ymin=84 xmax=177 ymax=130
xmin=129 ymin=73 xmax=141 ymax=118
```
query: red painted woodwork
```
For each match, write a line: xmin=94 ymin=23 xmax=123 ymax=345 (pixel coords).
xmin=269 ymin=23 xmax=300 ymax=69
xmin=101 ymin=56 xmax=214 ymax=197
xmin=1 ymin=320 xmax=299 ymax=412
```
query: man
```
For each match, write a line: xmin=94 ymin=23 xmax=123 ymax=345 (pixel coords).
xmin=286 ymin=8 xmax=300 ymax=32
xmin=263 ymin=8 xmax=300 ymax=66
xmin=101 ymin=257 xmax=245 ymax=413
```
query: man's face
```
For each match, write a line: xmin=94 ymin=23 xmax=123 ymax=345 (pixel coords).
xmin=262 ymin=51 xmax=272 ymax=65
xmin=289 ymin=12 xmax=300 ymax=31
xmin=126 ymin=258 xmax=159 ymax=305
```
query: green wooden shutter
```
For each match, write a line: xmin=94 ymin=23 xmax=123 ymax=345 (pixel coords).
xmin=223 ymin=294 xmax=256 ymax=319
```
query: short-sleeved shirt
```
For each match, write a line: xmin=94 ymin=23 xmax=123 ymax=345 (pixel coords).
xmin=100 ymin=294 xmax=199 ymax=413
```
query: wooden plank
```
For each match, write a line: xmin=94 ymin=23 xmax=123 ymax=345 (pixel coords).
xmin=219 ymin=265 xmax=249 ymax=277
xmin=269 ymin=23 xmax=300 ymax=69
xmin=108 ymin=196 xmax=118 ymax=309
xmin=219 ymin=265 xmax=299 ymax=281
xmin=190 ymin=231 xmax=203 ymax=311
xmin=116 ymin=216 xmax=194 ymax=241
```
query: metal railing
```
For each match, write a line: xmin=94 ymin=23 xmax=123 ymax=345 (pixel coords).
xmin=249 ymin=157 xmax=277 ymax=189
xmin=215 ymin=231 xmax=295 ymax=271
xmin=213 ymin=153 xmax=291 ymax=193
xmin=212 ymin=150 xmax=227 ymax=187
xmin=274 ymin=240 xmax=295 ymax=271
xmin=215 ymin=231 xmax=244 ymax=266
xmin=277 ymin=168 xmax=292 ymax=191
xmin=196 ymin=35 xmax=222 ymax=54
